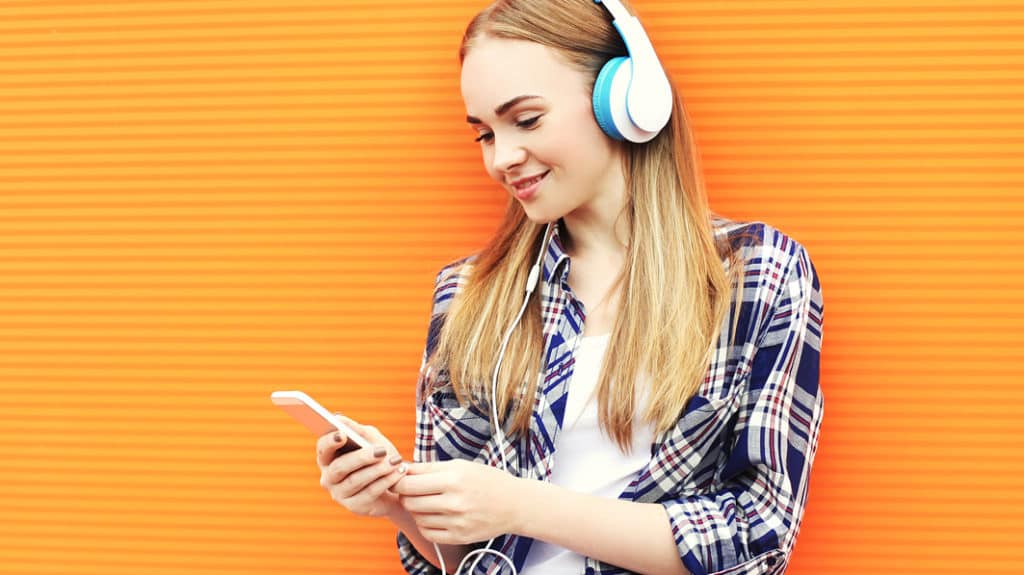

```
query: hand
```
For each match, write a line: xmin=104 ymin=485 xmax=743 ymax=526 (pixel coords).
xmin=315 ymin=415 xmax=407 ymax=518
xmin=392 ymin=459 xmax=521 ymax=546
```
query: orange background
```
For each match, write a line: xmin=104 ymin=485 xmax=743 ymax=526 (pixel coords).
xmin=2 ymin=1 xmax=1022 ymax=573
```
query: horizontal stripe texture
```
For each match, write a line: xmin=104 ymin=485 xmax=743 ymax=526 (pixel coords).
xmin=1 ymin=1 xmax=1022 ymax=574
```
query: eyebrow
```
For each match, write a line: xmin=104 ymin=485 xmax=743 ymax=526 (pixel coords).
xmin=466 ymin=95 xmax=543 ymax=124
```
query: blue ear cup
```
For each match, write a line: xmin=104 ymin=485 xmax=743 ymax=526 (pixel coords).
xmin=593 ymin=56 xmax=628 ymax=141
xmin=593 ymin=55 xmax=661 ymax=143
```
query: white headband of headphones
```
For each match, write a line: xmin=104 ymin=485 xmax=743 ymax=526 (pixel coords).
xmin=596 ymin=0 xmax=672 ymax=132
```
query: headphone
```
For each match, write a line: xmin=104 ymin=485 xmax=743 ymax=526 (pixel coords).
xmin=592 ymin=0 xmax=673 ymax=143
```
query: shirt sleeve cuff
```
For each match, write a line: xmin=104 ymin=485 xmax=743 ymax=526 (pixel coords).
xmin=707 ymin=549 xmax=787 ymax=575
xmin=659 ymin=498 xmax=791 ymax=575
xmin=396 ymin=530 xmax=442 ymax=575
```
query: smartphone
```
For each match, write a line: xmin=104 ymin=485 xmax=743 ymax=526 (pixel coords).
xmin=270 ymin=390 xmax=371 ymax=455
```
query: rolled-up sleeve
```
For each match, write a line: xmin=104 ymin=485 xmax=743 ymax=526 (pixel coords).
xmin=661 ymin=245 xmax=825 ymax=575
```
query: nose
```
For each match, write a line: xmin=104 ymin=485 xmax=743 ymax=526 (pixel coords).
xmin=490 ymin=133 xmax=527 ymax=176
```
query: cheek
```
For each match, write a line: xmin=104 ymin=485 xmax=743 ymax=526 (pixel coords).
xmin=549 ymin=108 xmax=609 ymax=169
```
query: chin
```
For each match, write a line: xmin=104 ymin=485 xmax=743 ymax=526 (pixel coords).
xmin=520 ymin=206 xmax=562 ymax=226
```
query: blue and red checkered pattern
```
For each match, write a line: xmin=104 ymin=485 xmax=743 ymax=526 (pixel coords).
xmin=398 ymin=216 xmax=825 ymax=575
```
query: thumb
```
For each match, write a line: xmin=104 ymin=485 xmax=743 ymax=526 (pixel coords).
xmin=336 ymin=414 xmax=397 ymax=454
xmin=334 ymin=413 xmax=372 ymax=442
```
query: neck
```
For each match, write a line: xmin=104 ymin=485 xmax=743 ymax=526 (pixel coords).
xmin=562 ymin=186 xmax=630 ymax=261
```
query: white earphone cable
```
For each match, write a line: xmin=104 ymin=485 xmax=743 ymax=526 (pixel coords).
xmin=433 ymin=223 xmax=552 ymax=575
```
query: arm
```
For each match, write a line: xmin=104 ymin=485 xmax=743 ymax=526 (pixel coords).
xmin=392 ymin=388 xmax=475 ymax=573
xmin=514 ymin=480 xmax=689 ymax=575
xmin=395 ymin=458 xmax=686 ymax=574
xmin=396 ymin=261 xmax=475 ymax=574
xmin=657 ymin=244 xmax=825 ymax=575
xmin=391 ymin=504 xmax=471 ymax=573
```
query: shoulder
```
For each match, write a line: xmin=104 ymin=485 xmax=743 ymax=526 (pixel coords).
xmin=713 ymin=215 xmax=823 ymax=347
xmin=713 ymin=214 xmax=808 ymax=262
xmin=712 ymin=214 xmax=817 ymax=285
xmin=428 ymin=254 xmax=477 ymax=318
xmin=419 ymin=255 xmax=476 ymax=361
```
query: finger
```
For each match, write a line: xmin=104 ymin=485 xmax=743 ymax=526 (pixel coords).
xmin=402 ymin=461 xmax=440 ymax=475
xmin=326 ymin=455 xmax=389 ymax=495
xmin=411 ymin=511 xmax=451 ymax=530
xmin=337 ymin=415 xmax=399 ymax=453
xmin=343 ymin=465 xmax=408 ymax=508
xmin=321 ymin=445 xmax=390 ymax=489
xmin=399 ymin=493 xmax=449 ymax=514
xmin=391 ymin=471 xmax=448 ymax=496
xmin=336 ymin=414 xmax=375 ymax=443
xmin=337 ymin=452 xmax=401 ymax=487
xmin=316 ymin=431 xmax=352 ymax=468
xmin=418 ymin=525 xmax=456 ymax=546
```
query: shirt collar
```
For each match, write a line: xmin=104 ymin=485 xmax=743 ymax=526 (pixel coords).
xmin=541 ymin=219 xmax=572 ymax=286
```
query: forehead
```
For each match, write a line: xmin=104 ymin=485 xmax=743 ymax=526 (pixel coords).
xmin=461 ymin=36 xmax=586 ymax=117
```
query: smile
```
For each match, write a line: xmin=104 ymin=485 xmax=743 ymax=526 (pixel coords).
xmin=510 ymin=171 xmax=550 ymax=201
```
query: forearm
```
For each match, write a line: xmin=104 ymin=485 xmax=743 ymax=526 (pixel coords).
xmin=513 ymin=479 xmax=689 ymax=575
xmin=389 ymin=505 xmax=471 ymax=571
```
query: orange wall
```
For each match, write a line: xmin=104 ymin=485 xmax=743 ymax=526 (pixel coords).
xmin=2 ymin=1 xmax=1022 ymax=573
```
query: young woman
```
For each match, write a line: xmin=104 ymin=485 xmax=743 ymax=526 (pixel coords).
xmin=314 ymin=1 xmax=825 ymax=574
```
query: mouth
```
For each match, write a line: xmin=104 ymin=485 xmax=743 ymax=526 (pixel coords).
xmin=509 ymin=170 xmax=550 ymax=200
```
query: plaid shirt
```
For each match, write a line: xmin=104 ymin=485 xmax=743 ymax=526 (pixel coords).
xmin=398 ymin=216 xmax=825 ymax=575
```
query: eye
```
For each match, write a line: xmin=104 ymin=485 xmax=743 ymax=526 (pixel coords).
xmin=516 ymin=116 xmax=541 ymax=129
xmin=473 ymin=115 xmax=541 ymax=144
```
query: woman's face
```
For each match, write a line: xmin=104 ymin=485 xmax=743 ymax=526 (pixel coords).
xmin=461 ymin=36 xmax=625 ymax=223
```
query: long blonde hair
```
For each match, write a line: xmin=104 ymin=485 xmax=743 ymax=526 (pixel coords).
xmin=425 ymin=0 xmax=752 ymax=451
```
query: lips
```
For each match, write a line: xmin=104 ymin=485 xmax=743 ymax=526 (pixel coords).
xmin=508 ymin=170 xmax=549 ymax=201
xmin=510 ymin=171 xmax=549 ymax=190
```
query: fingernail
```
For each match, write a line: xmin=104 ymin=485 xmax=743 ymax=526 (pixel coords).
xmin=373 ymin=446 xmax=387 ymax=458
xmin=397 ymin=463 xmax=408 ymax=474
xmin=333 ymin=433 xmax=342 ymax=443
xmin=388 ymin=455 xmax=402 ymax=465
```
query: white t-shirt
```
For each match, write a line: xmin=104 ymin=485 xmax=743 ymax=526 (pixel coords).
xmin=520 ymin=333 xmax=656 ymax=574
